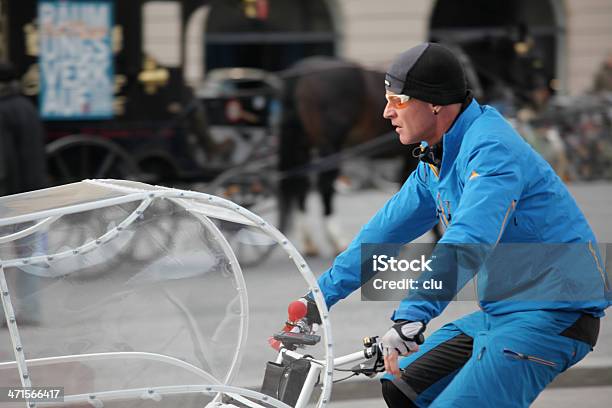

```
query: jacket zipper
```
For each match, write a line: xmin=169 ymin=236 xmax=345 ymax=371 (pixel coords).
xmin=428 ymin=163 xmax=440 ymax=178
xmin=436 ymin=193 xmax=449 ymax=227
xmin=495 ymin=200 xmax=517 ymax=244
xmin=588 ymin=241 xmax=610 ymax=291
xmin=475 ymin=200 xmax=517 ymax=310
xmin=502 ymin=348 xmax=557 ymax=368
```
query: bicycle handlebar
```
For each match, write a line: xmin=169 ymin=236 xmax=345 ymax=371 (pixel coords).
xmin=273 ymin=301 xmax=385 ymax=375
xmin=274 ymin=333 xmax=385 ymax=377
xmin=262 ymin=304 xmax=386 ymax=408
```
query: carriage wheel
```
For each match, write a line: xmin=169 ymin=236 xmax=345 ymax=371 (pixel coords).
xmin=210 ymin=171 xmax=285 ymax=268
xmin=46 ymin=135 xmax=142 ymax=186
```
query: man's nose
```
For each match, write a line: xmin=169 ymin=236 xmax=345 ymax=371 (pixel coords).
xmin=383 ymin=103 xmax=395 ymax=119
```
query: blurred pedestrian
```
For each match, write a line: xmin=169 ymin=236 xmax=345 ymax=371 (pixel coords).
xmin=0 ymin=61 xmax=49 ymax=326
xmin=592 ymin=50 xmax=612 ymax=93
xmin=0 ymin=61 xmax=48 ymax=195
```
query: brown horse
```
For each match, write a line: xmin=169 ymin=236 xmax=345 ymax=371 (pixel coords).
xmin=278 ymin=57 xmax=421 ymax=255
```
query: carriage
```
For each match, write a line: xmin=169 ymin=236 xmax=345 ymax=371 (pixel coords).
xmin=2 ymin=0 xmax=283 ymax=189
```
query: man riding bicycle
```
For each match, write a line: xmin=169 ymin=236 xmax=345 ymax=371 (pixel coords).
xmin=291 ymin=43 xmax=610 ymax=407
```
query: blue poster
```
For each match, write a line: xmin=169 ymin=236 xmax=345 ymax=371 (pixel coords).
xmin=39 ymin=0 xmax=114 ymax=120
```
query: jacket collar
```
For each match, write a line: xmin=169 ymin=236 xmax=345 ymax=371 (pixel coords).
xmin=438 ymin=97 xmax=482 ymax=177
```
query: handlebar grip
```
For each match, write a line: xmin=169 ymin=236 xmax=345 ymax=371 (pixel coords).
xmin=287 ymin=300 xmax=307 ymax=322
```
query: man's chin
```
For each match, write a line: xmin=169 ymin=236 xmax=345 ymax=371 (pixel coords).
xmin=398 ymin=131 xmax=416 ymax=145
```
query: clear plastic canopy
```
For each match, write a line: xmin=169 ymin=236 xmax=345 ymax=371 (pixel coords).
xmin=0 ymin=180 xmax=333 ymax=408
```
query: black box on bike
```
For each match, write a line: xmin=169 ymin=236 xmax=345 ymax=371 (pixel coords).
xmin=261 ymin=354 xmax=311 ymax=406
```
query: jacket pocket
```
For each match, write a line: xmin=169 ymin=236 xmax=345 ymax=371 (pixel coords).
xmin=495 ymin=200 xmax=517 ymax=244
xmin=502 ymin=348 xmax=557 ymax=368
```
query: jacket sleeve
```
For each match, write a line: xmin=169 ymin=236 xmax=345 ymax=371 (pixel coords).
xmin=393 ymin=140 xmax=524 ymax=323
xmin=317 ymin=163 xmax=437 ymax=308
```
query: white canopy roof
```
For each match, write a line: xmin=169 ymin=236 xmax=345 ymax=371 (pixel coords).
xmin=0 ymin=179 xmax=257 ymax=228
xmin=0 ymin=179 xmax=333 ymax=408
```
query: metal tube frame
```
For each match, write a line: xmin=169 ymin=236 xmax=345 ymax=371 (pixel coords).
xmin=34 ymin=384 xmax=292 ymax=408
xmin=0 ymin=264 xmax=33 ymax=408
xmin=0 ymin=216 xmax=59 ymax=244
xmin=275 ymin=347 xmax=372 ymax=408
xmin=0 ymin=351 xmax=219 ymax=383
xmin=1 ymin=198 xmax=153 ymax=270
xmin=171 ymin=197 xmax=250 ymax=404
xmin=0 ymin=179 xmax=334 ymax=408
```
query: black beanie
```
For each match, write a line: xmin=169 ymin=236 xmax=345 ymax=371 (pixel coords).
xmin=385 ymin=43 xmax=467 ymax=106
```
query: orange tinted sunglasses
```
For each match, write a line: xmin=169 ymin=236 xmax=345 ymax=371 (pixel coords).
xmin=385 ymin=93 xmax=412 ymax=109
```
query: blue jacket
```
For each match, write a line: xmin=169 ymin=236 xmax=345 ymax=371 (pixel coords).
xmin=318 ymin=99 xmax=610 ymax=323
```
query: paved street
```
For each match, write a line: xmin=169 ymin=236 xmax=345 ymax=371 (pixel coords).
xmin=330 ymin=386 xmax=612 ymax=408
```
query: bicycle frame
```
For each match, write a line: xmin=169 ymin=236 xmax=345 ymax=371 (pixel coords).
xmin=273 ymin=344 xmax=382 ymax=408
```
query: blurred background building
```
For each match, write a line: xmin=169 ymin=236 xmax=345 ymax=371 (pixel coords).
xmin=119 ymin=0 xmax=611 ymax=96
xmin=64 ymin=0 xmax=612 ymax=95
xmin=0 ymin=0 xmax=611 ymax=187
xmin=3 ymin=0 xmax=611 ymax=95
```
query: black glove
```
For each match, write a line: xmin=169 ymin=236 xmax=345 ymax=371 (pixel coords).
xmin=301 ymin=294 xmax=322 ymax=325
